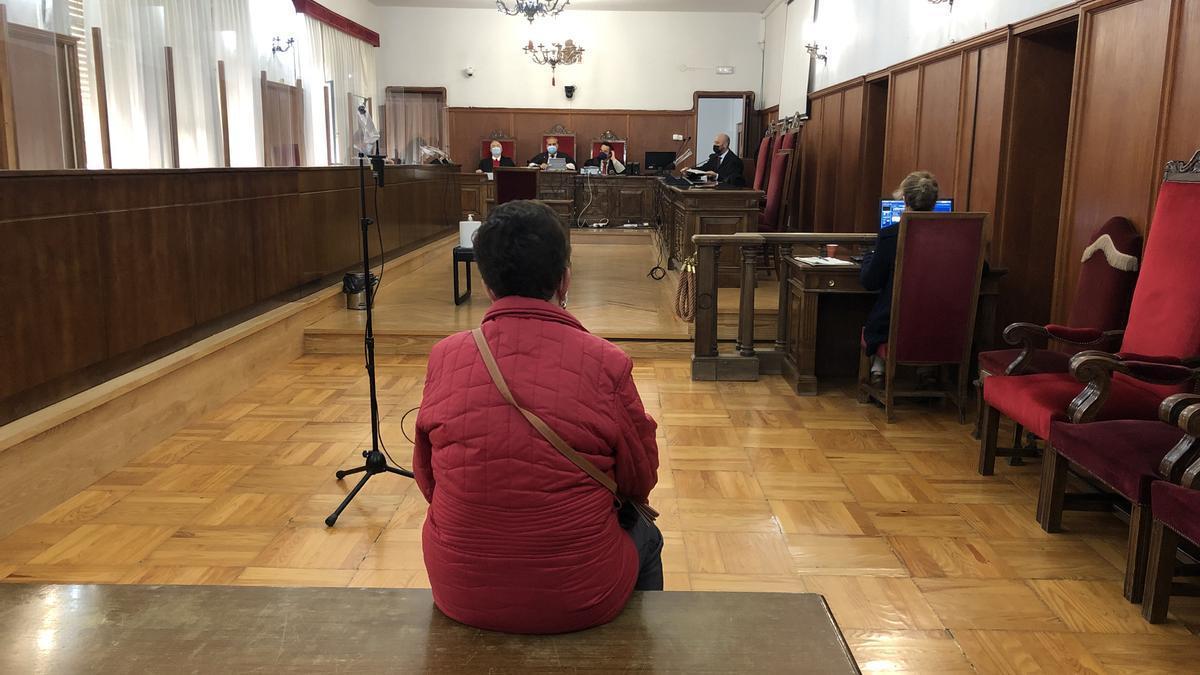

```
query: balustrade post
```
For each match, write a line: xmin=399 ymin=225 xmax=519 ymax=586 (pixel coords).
xmin=775 ymin=243 xmax=793 ymax=353
xmin=736 ymin=244 xmax=761 ymax=357
xmin=693 ymin=243 xmax=720 ymax=360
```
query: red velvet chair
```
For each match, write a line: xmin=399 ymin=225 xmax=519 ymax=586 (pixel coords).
xmin=481 ymin=136 xmax=516 ymax=160
xmin=979 ymin=158 xmax=1200 ymax=475
xmin=857 ymin=212 xmax=988 ymax=423
xmin=1041 ymin=390 xmax=1199 ymax=603
xmin=494 ymin=167 xmax=538 ymax=205
xmin=589 ymin=137 xmax=626 ymax=162
xmin=758 ymin=148 xmax=792 ymax=232
xmin=973 ymin=217 xmax=1141 ymax=437
xmin=541 ymin=127 xmax=576 ymax=160
xmin=1143 ymin=420 xmax=1200 ymax=622
xmin=752 ymin=132 xmax=777 ymax=192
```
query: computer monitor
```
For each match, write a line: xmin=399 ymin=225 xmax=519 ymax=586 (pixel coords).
xmin=645 ymin=151 xmax=677 ymax=172
xmin=879 ymin=199 xmax=954 ymax=229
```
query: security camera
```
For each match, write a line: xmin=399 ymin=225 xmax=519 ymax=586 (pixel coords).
xmin=564 ymin=85 xmax=576 ymax=99
xmin=464 ymin=67 xmax=475 ymax=78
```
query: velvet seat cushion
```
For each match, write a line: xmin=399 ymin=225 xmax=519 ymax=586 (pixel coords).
xmin=1151 ymin=480 xmax=1200 ymax=546
xmin=1049 ymin=419 xmax=1185 ymax=502
xmin=978 ymin=348 xmax=1072 ymax=377
xmin=984 ymin=372 xmax=1168 ymax=439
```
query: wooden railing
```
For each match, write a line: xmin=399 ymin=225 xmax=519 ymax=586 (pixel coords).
xmin=692 ymin=232 xmax=878 ymax=381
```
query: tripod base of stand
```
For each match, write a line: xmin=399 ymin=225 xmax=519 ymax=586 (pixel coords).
xmin=325 ymin=449 xmax=414 ymax=527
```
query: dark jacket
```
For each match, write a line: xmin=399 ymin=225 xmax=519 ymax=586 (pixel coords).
xmin=860 ymin=226 xmax=899 ymax=356
xmin=529 ymin=151 xmax=575 ymax=167
xmin=583 ymin=156 xmax=625 ymax=175
xmin=699 ymin=150 xmax=746 ymax=187
xmin=478 ymin=156 xmax=516 ymax=173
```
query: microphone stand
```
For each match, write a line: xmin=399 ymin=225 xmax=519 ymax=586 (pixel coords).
xmin=325 ymin=150 xmax=414 ymax=527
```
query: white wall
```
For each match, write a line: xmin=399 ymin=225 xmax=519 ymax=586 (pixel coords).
xmin=777 ymin=0 xmax=814 ymax=116
xmin=762 ymin=0 xmax=1075 ymax=95
xmin=696 ymin=97 xmax=744 ymax=162
xmin=373 ymin=7 xmax=764 ymax=109
xmin=320 ymin=0 xmax=380 ymax=30
xmin=760 ymin=0 xmax=788 ymax=109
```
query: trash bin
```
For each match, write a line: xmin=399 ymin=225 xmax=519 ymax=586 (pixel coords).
xmin=343 ymin=272 xmax=379 ymax=310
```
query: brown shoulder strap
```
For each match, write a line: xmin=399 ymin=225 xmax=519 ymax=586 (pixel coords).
xmin=471 ymin=328 xmax=619 ymax=495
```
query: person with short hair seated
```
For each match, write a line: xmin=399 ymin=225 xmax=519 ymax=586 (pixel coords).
xmin=413 ymin=200 xmax=662 ymax=634
xmin=528 ymin=136 xmax=576 ymax=170
xmin=583 ymin=142 xmax=626 ymax=175
xmin=477 ymin=140 xmax=515 ymax=173
xmin=861 ymin=171 xmax=939 ymax=385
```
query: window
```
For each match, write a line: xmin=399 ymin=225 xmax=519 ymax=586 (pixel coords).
xmin=383 ymin=87 xmax=446 ymax=165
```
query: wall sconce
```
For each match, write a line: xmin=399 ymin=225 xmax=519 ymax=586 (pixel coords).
xmin=272 ymin=36 xmax=295 ymax=54
xmin=805 ymin=42 xmax=828 ymax=63
xmin=927 ymin=0 xmax=954 ymax=8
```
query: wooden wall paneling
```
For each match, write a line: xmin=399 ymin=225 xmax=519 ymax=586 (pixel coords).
xmin=965 ymin=41 xmax=1010 ymax=221
xmin=187 ymin=202 xmax=258 ymax=324
xmin=90 ymin=27 xmax=111 ymax=168
xmin=1158 ymin=0 xmax=1200 ymax=179
xmin=447 ymin=109 xmax=513 ymax=164
xmin=883 ymin=68 xmax=920 ymax=194
xmin=813 ymin=94 xmax=842 ymax=233
xmin=857 ymin=79 xmax=889 ymax=232
xmin=916 ymin=54 xmax=965 ymax=198
xmin=514 ymin=111 xmax=566 ymax=163
xmin=574 ymin=113 xmax=629 ymax=160
xmin=626 ymin=112 xmax=691 ymax=166
xmin=1052 ymin=0 xmax=1173 ymax=318
xmin=799 ymin=98 xmax=822 ymax=231
xmin=834 ymin=85 xmax=865 ymax=231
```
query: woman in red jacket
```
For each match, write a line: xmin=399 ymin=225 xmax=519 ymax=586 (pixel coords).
xmin=413 ymin=200 xmax=662 ymax=634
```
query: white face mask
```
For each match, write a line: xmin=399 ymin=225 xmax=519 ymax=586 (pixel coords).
xmin=547 ymin=145 xmax=558 ymax=154
xmin=491 ymin=146 xmax=502 ymax=157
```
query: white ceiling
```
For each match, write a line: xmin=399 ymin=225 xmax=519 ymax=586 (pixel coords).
xmin=370 ymin=0 xmax=775 ymax=13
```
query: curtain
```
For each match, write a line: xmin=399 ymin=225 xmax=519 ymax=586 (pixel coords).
xmin=213 ymin=0 xmax=260 ymax=166
xmin=384 ymin=89 xmax=446 ymax=165
xmin=162 ymin=0 xmax=221 ymax=167
xmin=298 ymin=15 xmax=375 ymax=165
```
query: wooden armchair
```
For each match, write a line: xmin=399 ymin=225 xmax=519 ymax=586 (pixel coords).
xmin=541 ymin=124 xmax=576 ymax=160
xmin=1143 ymin=400 xmax=1200 ymax=623
xmin=481 ymin=131 xmax=516 ymax=160
xmin=1042 ymin=382 xmax=1200 ymax=603
xmin=857 ymin=212 xmax=988 ymax=423
xmin=590 ymin=131 xmax=626 ymax=162
xmin=752 ymin=130 xmax=777 ymax=192
xmin=979 ymin=151 xmax=1200 ymax=475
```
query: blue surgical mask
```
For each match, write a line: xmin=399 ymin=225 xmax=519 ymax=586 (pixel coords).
xmin=597 ymin=152 xmax=609 ymax=161
xmin=547 ymin=145 xmax=558 ymax=154
xmin=491 ymin=146 xmax=502 ymax=157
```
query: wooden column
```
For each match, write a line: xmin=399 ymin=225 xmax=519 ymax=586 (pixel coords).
xmin=0 ymin=6 xmax=19 ymax=169
xmin=294 ymin=78 xmax=304 ymax=166
xmin=735 ymin=245 xmax=760 ymax=357
xmin=774 ymin=243 xmax=794 ymax=353
xmin=259 ymin=70 xmax=268 ymax=166
xmin=217 ymin=60 xmax=230 ymax=167
xmin=164 ymin=46 xmax=179 ymax=168
xmin=91 ymin=26 xmax=112 ymax=168
xmin=693 ymin=242 xmax=720 ymax=363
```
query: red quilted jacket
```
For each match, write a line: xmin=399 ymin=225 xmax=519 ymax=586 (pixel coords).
xmin=413 ymin=296 xmax=660 ymax=634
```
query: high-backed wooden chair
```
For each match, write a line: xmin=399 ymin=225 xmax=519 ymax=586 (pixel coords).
xmin=752 ymin=131 xmax=777 ymax=192
xmin=494 ymin=167 xmax=538 ymax=205
xmin=758 ymin=148 xmax=792 ymax=232
xmin=481 ymin=131 xmax=516 ymax=161
xmin=590 ymin=131 xmax=626 ymax=162
xmin=973 ymin=217 xmax=1141 ymax=438
xmin=979 ymin=152 xmax=1200 ymax=475
xmin=1042 ymin=389 xmax=1200 ymax=602
xmin=1143 ymin=417 xmax=1200 ymax=623
xmin=858 ymin=212 xmax=988 ymax=423
xmin=541 ymin=125 xmax=576 ymax=159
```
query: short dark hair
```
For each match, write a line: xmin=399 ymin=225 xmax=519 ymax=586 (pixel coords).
xmin=474 ymin=200 xmax=570 ymax=300
xmin=600 ymin=142 xmax=612 ymax=152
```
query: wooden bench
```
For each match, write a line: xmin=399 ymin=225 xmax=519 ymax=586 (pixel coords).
xmin=0 ymin=585 xmax=860 ymax=673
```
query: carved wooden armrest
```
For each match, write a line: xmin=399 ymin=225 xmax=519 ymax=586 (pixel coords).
xmin=1157 ymin=396 xmax=1200 ymax=481
xmin=1068 ymin=354 xmax=1200 ymax=424
xmin=1000 ymin=323 xmax=1123 ymax=375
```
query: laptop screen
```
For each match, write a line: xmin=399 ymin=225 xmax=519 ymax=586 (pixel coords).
xmin=879 ymin=199 xmax=954 ymax=229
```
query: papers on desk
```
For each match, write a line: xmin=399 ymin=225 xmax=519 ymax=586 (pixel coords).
xmin=796 ymin=256 xmax=855 ymax=266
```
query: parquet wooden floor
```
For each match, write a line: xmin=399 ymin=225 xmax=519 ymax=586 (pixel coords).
xmin=4 ymin=240 xmax=1199 ymax=672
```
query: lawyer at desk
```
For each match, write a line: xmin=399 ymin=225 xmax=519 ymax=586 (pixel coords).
xmin=582 ymin=142 xmax=626 ymax=175
xmin=529 ymin=136 xmax=576 ymax=171
xmin=692 ymin=133 xmax=746 ymax=187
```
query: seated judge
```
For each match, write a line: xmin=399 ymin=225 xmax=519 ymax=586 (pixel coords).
xmin=697 ymin=133 xmax=746 ymax=187
xmin=477 ymin=140 xmax=516 ymax=173
xmin=528 ymin=136 xmax=576 ymax=170
xmin=583 ymin=142 xmax=626 ymax=175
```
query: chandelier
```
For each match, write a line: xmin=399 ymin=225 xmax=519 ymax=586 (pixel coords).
xmin=524 ymin=40 xmax=584 ymax=86
xmin=497 ymin=0 xmax=570 ymax=23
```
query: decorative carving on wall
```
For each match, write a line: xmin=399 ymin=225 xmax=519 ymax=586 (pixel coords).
xmin=487 ymin=129 xmax=512 ymax=140
xmin=1165 ymin=149 xmax=1200 ymax=181
xmin=597 ymin=130 xmax=621 ymax=142
xmin=546 ymin=123 xmax=574 ymax=135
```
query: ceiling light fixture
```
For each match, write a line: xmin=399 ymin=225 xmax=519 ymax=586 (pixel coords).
xmin=524 ymin=39 xmax=584 ymax=86
xmin=497 ymin=0 xmax=570 ymax=23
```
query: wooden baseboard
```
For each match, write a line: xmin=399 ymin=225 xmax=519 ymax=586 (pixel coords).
xmin=0 ymin=235 xmax=454 ymax=538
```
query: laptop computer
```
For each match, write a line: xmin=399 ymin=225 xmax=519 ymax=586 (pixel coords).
xmin=547 ymin=157 xmax=568 ymax=170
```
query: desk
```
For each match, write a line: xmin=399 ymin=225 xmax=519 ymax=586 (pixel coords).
xmin=658 ymin=184 xmax=764 ymax=287
xmin=781 ymin=258 xmax=1004 ymax=395
xmin=462 ymin=172 xmax=659 ymax=228
xmin=0 ymin=585 xmax=860 ymax=673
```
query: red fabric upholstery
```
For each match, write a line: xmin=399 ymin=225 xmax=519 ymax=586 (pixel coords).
xmin=977 ymin=348 xmax=1071 ymax=377
xmin=891 ymin=214 xmax=984 ymax=363
xmin=757 ymin=149 xmax=790 ymax=232
xmin=984 ymin=371 xmax=1167 ymax=439
xmin=752 ymin=134 xmax=775 ymax=191
xmin=1050 ymin=419 xmax=1185 ymax=502
xmin=780 ymin=131 xmax=798 ymax=150
xmin=413 ymin=297 xmax=659 ymax=634
xmin=1046 ymin=324 xmax=1106 ymax=344
xmin=495 ymin=169 xmax=537 ymax=204
xmin=1066 ymin=217 xmax=1141 ymax=338
xmin=1151 ymin=481 xmax=1200 ymax=545
xmin=590 ymin=141 xmax=626 ymax=162
xmin=481 ymin=139 xmax=516 ymax=159
xmin=543 ymin=134 xmax=576 ymax=159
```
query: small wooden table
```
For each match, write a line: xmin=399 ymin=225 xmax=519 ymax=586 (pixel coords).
xmin=0 ymin=585 xmax=862 ymax=673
